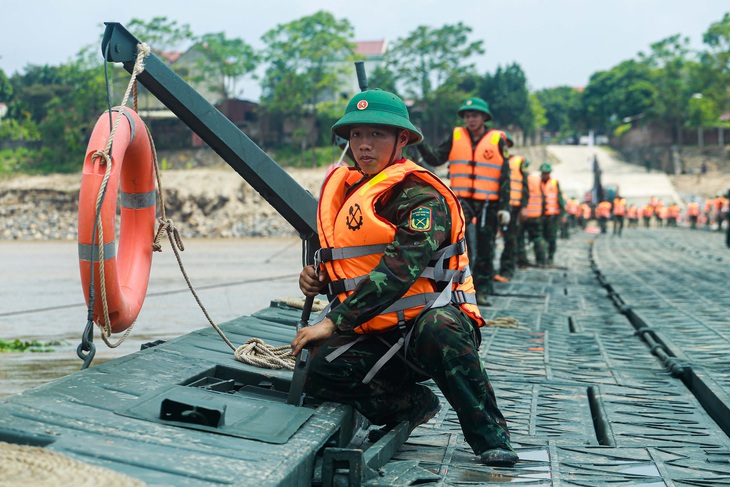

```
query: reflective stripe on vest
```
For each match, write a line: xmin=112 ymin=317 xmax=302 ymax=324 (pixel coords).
xmin=525 ymin=173 xmax=543 ymax=218
xmin=508 ymin=155 xmax=524 ymax=207
xmin=318 ymin=160 xmax=485 ymax=334
xmin=447 ymin=127 xmax=503 ymax=201
xmin=542 ymin=178 xmax=560 ymax=216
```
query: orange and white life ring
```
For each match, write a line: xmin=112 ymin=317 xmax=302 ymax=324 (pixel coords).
xmin=78 ymin=108 xmax=156 ymax=333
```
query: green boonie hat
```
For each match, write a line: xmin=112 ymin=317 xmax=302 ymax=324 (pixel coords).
xmin=540 ymin=162 xmax=552 ymax=172
xmin=331 ymin=89 xmax=423 ymax=146
xmin=522 ymin=158 xmax=530 ymax=168
xmin=457 ymin=97 xmax=492 ymax=120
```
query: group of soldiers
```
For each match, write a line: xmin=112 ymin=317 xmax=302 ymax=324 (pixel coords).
xmin=416 ymin=97 xmax=566 ymax=306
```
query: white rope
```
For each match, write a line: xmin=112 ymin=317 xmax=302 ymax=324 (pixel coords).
xmin=91 ymin=43 xmax=150 ymax=348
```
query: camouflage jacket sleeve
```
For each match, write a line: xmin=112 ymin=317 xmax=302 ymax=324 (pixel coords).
xmin=327 ymin=174 xmax=451 ymax=333
xmin=497 ymin=138 xmax=511 ymax=212
xmin=416 ymin=132 xmax=453 ymax=167
xmin=556 ymin=181 xmax=567 ymax=215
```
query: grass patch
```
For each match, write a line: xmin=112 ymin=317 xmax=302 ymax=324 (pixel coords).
xmin=0 ymin=339 xmax=61 ymax=353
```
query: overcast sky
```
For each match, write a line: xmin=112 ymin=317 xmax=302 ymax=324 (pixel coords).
xmin=2 ymin=0 xmax=728 ymax=100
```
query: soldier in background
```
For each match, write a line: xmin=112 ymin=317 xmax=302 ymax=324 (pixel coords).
xmin=627 ymin=204 xmax=639 ymax=228
xmin=519 ymin=172 xmax=547 ymax=266
xmin=497 ymin=154 xmax=529 ymax=281
xmin=642 ymin=203 xmax=654 ymax=228
xmin=666 ymin=203 xmax=680 ymax=227
xmin=612 ymin=195 xmax=626 ymax=236
xmin=417 ymin=97 xmax=510 ymax=305
xmin=579 ymin=202 xmax=592 ymax=229
xmin=596 ymin=200 xmax=612 ymax=234
xmin=686 ymin=200 xmax=700 ymax=229
xmin=538 ymin=163 xmax=565 ymax=265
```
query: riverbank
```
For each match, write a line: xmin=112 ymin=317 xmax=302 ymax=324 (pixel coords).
xmin=0 ymin=166 xmax=327 ymax=240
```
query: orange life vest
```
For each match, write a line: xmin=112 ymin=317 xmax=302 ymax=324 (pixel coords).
xmin=566 ymin=198 xmax=580 ymax=216
xmin=612 ymin=198 xmax=626 ymax=216
xmin=627 ymin=206 xmax=638 ymax=219
xmin=704 ymin=200 xmax=713 ymax=214
xmin=541 ymin=178 xmax=561 ymax=216
xmin=668 ymin=205 xmax=680 ymax=218
xmin=448 ymin=128 xmax=504 ymax=201
xmin=508 ymin=155 xmax=525 ymax=207
xmin=318 ymin=160 xmax=484 ymax=334
xmin=597 ymin=201 xmax=612 ymax=218
xmin=642 ymin=205 xmax=654 ymax=217
xmin=523 ymin=173 xmax=543 ymax=219
xmin=581 ymin=203 xmax=592 ymax=219
xmin=687 ymin=202 xmax=700 ymax=217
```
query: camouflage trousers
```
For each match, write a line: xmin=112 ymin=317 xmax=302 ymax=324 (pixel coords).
xmin=499 ymin=206 xmax=522 ymax=278
xmin=542 ymin=215 xmax=560 ymax=261
xmin=305 ymin=305 xmax=511 ymax=454
xmin=461 ymin=199 xmax=499 ymax=296
xmin=519 ymin=218 xmax=546 ymax=265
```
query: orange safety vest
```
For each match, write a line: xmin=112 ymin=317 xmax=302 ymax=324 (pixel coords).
xmin=627 ymin=206 xmax=638 ymax=219
xmin=508 ymin=155 xmax=525 ymax=207
xmin=565 ymin=198 xmax=578 ymax=216
xmin=541 ymin=178 xmax=561 ymax=216
xmin=580 ymin=203 xmax=592 ymax=219
xmin=612 ymin=198 xmax=626 ymax=216
xmin=642 ymin=205 xmax=654 ymax=217
xmin=318 ymin=159 xmax=485 ymax=334
xmin=597 ymin=201 xmax=612 ymax=218
xmin=668 ymin=205 xmax=680 ymax=218
xmin=523 ymin=173 xmax=543 ymax=219
xmin=448 ymin=128 xmax=504 ymax=201
xmin=704 ymin=200 xmax=713 ymax=214
xmin=687 ymin=202 xmax=700 ymax=217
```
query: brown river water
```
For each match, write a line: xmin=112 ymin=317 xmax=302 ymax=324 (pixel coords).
xmin=0 ymin=237 xmax=303 ymax=398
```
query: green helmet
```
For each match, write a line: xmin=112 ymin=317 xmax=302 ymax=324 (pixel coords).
xmin=540 ymin=162 xmax=552 ymax=173
xmin=457 ymin=97 xmax=492 ymax=120
xmin=332 ymin=89 xmax=423 ymax=146
xmin=522 ymin=158 xmax=530 ymax=169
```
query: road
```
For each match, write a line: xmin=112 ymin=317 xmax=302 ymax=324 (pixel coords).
xmin=546 ymin=145 xmax=681 ymax=206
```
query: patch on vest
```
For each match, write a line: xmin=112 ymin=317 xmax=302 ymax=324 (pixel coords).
xmin=482 ymin=148 xmax=495 ymax=160
xmin=409 ymin=206 xmax=432 ymax=232
xmin=346 ymin=203 xmax=363 ymax=231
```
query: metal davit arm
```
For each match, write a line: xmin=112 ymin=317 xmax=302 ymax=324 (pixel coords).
xmin=101 ymin=22 xmax=318 ymax=246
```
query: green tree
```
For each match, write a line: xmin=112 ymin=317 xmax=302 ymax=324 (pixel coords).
xmin=127 ymin=16 xmax=195 ymax=53
xmin=534 ymin=86 xmax=582 ymax=135
xmin=638 ymin=35 xmax=693 ymax=144
xmin=479 ymin=63 xmax=533 ymax=134
xmin=261 ymin=11 xmax=356 ymax=153
xmin=192 ymin=32 xmax=260 ymax=101
xmin=580 ymin=60 xmax=656 ymax=135
xmin=382 ymin=23 xmax=484 ymax=143
xmin=0 ymin=69 xmax=12 ymax=102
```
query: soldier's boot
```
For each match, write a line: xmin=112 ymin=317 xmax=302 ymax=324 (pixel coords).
xmin=480 ymin=440 xmax=519 ymax=467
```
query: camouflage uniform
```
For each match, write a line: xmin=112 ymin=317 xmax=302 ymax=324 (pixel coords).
xmin=520 ymin=218 xmax=547 ymax=265
xmin=499 ymin=169 xmax=529 ymax=278
xmin=417 ymin=132 xmax=511 ymax=296
xmin=308 ymin=172 xmax=512 ymax=455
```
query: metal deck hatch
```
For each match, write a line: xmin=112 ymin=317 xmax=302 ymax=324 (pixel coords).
xmin=116 ymin=384 xmax=314 ymax=444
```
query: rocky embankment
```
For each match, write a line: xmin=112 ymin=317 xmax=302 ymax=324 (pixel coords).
xmin=0 ymin=167 xmax=326 ymax=240
xmin=0 ymin=144 xmax=554 ymax=241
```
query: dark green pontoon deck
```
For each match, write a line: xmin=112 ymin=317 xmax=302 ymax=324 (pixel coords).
xmin=2 ymin=228 xmax=730 ymax=485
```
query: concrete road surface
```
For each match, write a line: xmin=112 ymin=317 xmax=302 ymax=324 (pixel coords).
xmin=546 ymin=145 xmax=681 ymax=207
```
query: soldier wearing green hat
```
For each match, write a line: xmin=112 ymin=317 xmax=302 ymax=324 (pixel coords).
xmin=417 ymin=97 xmax=511 ymax=305
xmin=539 ymin=162 xmax=566 ymax=264
xmin=294 ymin=89 xmax=518 ymax=467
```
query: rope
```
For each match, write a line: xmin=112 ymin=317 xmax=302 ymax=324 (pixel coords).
xmin=88 ymin=43 xmax=151 ymax=349
xmin=0 ymin=441 xmax=145 ymax=486
xmin=234 ymin=338 xmax=296 ymax=370
xmin=483 ymin=316 xmax=526 ymax=329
